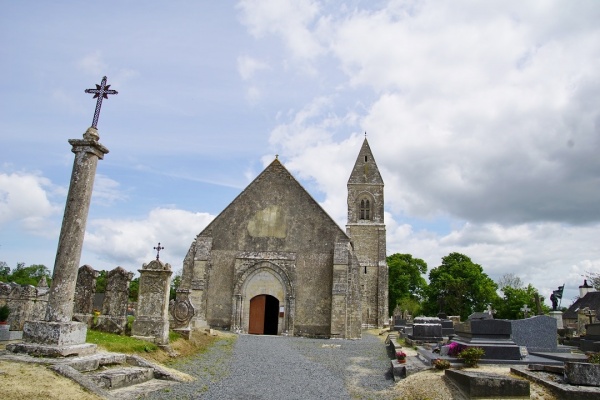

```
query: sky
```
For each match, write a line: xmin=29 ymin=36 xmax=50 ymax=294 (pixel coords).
xmin=1 ymin=1 xmax=599 ymax=307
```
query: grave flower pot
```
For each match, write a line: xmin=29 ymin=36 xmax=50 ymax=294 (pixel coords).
xmin=564 ymin=362 xmax=600 ymax=387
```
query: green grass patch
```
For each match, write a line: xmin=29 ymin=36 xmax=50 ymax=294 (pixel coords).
xmin=169 ymin=330 xmax=181 ymax=342
xmin=86 ymin=329 xmax=158 ymax=353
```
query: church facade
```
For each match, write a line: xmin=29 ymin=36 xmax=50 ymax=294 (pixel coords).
xmin=177 ymin=139 xmax=388 ymax=338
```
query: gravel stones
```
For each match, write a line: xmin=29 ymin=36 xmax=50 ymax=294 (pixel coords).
xmin=145 ymin=333 xmax=394 ymax=399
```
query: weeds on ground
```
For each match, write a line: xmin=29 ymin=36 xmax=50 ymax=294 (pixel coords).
xmin=86 ymin=329 xmax=158 ymax=353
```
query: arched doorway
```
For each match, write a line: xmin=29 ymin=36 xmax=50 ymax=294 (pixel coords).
xmin=248 ymin=294 xmax=279 ymax=335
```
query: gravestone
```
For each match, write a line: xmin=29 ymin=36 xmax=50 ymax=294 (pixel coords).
xmin=72 ymin=265 xmax=99 ymax=326
xmin=1 ymin=281 xmax=49 ymax=331
xmin=132 ymin=259 xmax=172 ymax=345
xmin=511 ymin=315 xmax=559 ymax=352
xmin=96 ymin=267 xmax=133 ymax=334
xmin=453 ymin=319 xmax=522 ymax=360
xmin=169 ymin=289 xmax=196 ymax=339
xmin=393 ymin=315 xmax=407 ymax=331
xmin=407 ymin=317 xmax=442 ymax=343
xmin=579 ymin=322 xmax=600 ymax=352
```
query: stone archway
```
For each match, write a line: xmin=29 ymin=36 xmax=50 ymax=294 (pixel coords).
xmin=232 ymin=260 xmax=295 ymax=335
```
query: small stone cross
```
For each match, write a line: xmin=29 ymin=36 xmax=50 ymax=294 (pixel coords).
xmin=153 ymin=242 xmax=164 ymax=260
xmin=85 ymin=76 xmax=118 ymax=129
xmin=583 ymin=308 xmax=597 ymax=325
xmin=486 ymin=304 xmax=497 ymax=316
xmin=520 ymin=304 xmax=531 ymax=318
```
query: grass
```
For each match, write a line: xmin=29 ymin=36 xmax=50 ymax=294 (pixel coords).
xmin=86 ymin=329 xmax=158 ymax=353
xmin=86 ymin=327 xmax=235 ymax=365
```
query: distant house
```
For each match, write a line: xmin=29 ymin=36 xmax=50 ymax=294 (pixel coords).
xmin=563 ymin=280 xmax=598 ymax=329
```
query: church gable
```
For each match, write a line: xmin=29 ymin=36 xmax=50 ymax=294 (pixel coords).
xmin=201 ymin=158 xmax=348 ymax=251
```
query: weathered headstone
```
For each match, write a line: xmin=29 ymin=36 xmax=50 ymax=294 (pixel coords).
xmin=72 ymin=265 xmax=99 ymax=326
xmin=96 ymin=267 xmax=133 ymax=334
xmin=132 ymin=259 xmax=172 ymax=345
xmin=169 ymin=289 xmax=196 ymax=339
xmin=1 ymin=281 xmax=49 ymax=332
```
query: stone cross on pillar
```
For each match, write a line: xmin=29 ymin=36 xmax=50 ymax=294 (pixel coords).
xmin=85 ymin=76 xmax=118 ymax=129
xmin=8 ymin=78 xmax=116 ymax=357
xmin=520 ymin=304 xmax=531 ymax=318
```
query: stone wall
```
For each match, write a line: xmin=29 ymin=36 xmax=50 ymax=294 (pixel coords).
xmin=0 ymin=280 xmax=49 ymax=330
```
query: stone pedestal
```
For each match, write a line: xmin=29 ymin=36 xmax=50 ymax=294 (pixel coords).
xmin=548 ymin=310 xmax=564 ymax=329
xmin=8 ymin=320 xmax=96 ymax=356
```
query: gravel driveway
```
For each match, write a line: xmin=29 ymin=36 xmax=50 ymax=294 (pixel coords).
xmin=146 ymin=332 xmax=395 ymax=400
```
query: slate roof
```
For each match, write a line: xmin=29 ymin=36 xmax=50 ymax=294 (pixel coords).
xmin=564 ymin=291 xmax=600 ymax=320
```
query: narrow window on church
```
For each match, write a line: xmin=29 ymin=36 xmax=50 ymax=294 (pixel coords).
xmin=364 ymin=266 xmax=367 ymax=274
xmin=360 ymin=199 xmax=371 ymax=220
xmin=364 ymin=155 xmax=368 ymax=162
xmin=360 ymin=199 xmax=365 ymax=220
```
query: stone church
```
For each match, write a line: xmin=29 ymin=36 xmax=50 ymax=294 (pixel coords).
xmin=176 ymin=138 xmax=387 ymax=339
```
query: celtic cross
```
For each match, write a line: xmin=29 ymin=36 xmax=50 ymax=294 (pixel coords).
xmin=84 ymin=76 xmax=118 ymax=129
xmin=153 ymin=242 xmax=164 ymax=260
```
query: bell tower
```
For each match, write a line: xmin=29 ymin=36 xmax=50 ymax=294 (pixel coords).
xmin=346 ymin=137 xmax=388 ymax=328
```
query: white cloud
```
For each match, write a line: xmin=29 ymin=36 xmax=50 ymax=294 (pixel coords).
xmin=237 ymin=55 xmax=270 ymax=81
xmin=0 ymin=172 xmax=61 ymax=233
xmin=93 ymin=174 xmax=128 ymax=206
xmin=84 ymin=208 xmax=214 ymax=272
xmin=237 ymin=0 xmax=324 ymax=62
xmin=77 ymin=51 xmax=107 ymax=76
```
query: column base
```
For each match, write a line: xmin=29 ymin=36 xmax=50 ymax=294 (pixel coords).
xmin=549 ymin=311 xmax=564 ymax=329
xmin=6 ymin=342 xmax=97 ymax=357
xmin=6 ymin=320 xmax=97 ymax=357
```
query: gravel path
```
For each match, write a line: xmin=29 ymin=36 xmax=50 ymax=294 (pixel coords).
xmin=146 ymin=332 xmax=396 ymax=400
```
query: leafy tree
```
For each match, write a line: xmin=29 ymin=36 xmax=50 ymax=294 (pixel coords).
xmin=387 ymin=253 xmax=428 ymax=316
xmin=494 ymin=284 xmax=549 ymax=319
xmin=95 ymin=270 xmax=108 ymax=293
xmin=396 ymin=297 xmax=423 ymax=317
xmin=423 ymin=253 xmax=500 ymax=320
xmin=0 ymin=261 xmax=10 ymax=282
xmin=129 ymin=278 xmax=139 ymax=302
xmin=170 ymin=269 xmax=182 ymax=300
xmin=3 ymin=262 xmax=51 ymax=286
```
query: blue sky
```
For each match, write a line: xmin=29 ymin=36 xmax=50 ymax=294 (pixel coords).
xmin=2 ymin=1 xmax=600 ymax=306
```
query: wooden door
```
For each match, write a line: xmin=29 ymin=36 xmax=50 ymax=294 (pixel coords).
xmin=248 ymin=295 xmax=266 ymax=334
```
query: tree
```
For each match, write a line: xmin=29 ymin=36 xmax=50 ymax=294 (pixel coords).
xmin=494 ymin=284 xmax=549 ymax=319
xmin=496 ymin=273 xmax=524 ymax=290
xmin=423 ymin=253 xmax=500 ymax=320
xmin=95 ymin=270 xmax=107 ymax=293
xmin=0 ymin=261 xmax=10 ymax=282
xmin=129 ymin=278 xmax=139 ymax=302
xmin=3 ymin=262 xmax=51 ymax=286
xmin=387 ymin=253 xmax=428 ymax=316
xmin=170 ymin=269 xmax=182 ymax=300
xmin=585 ymin=272 xmax=600 ymax=290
